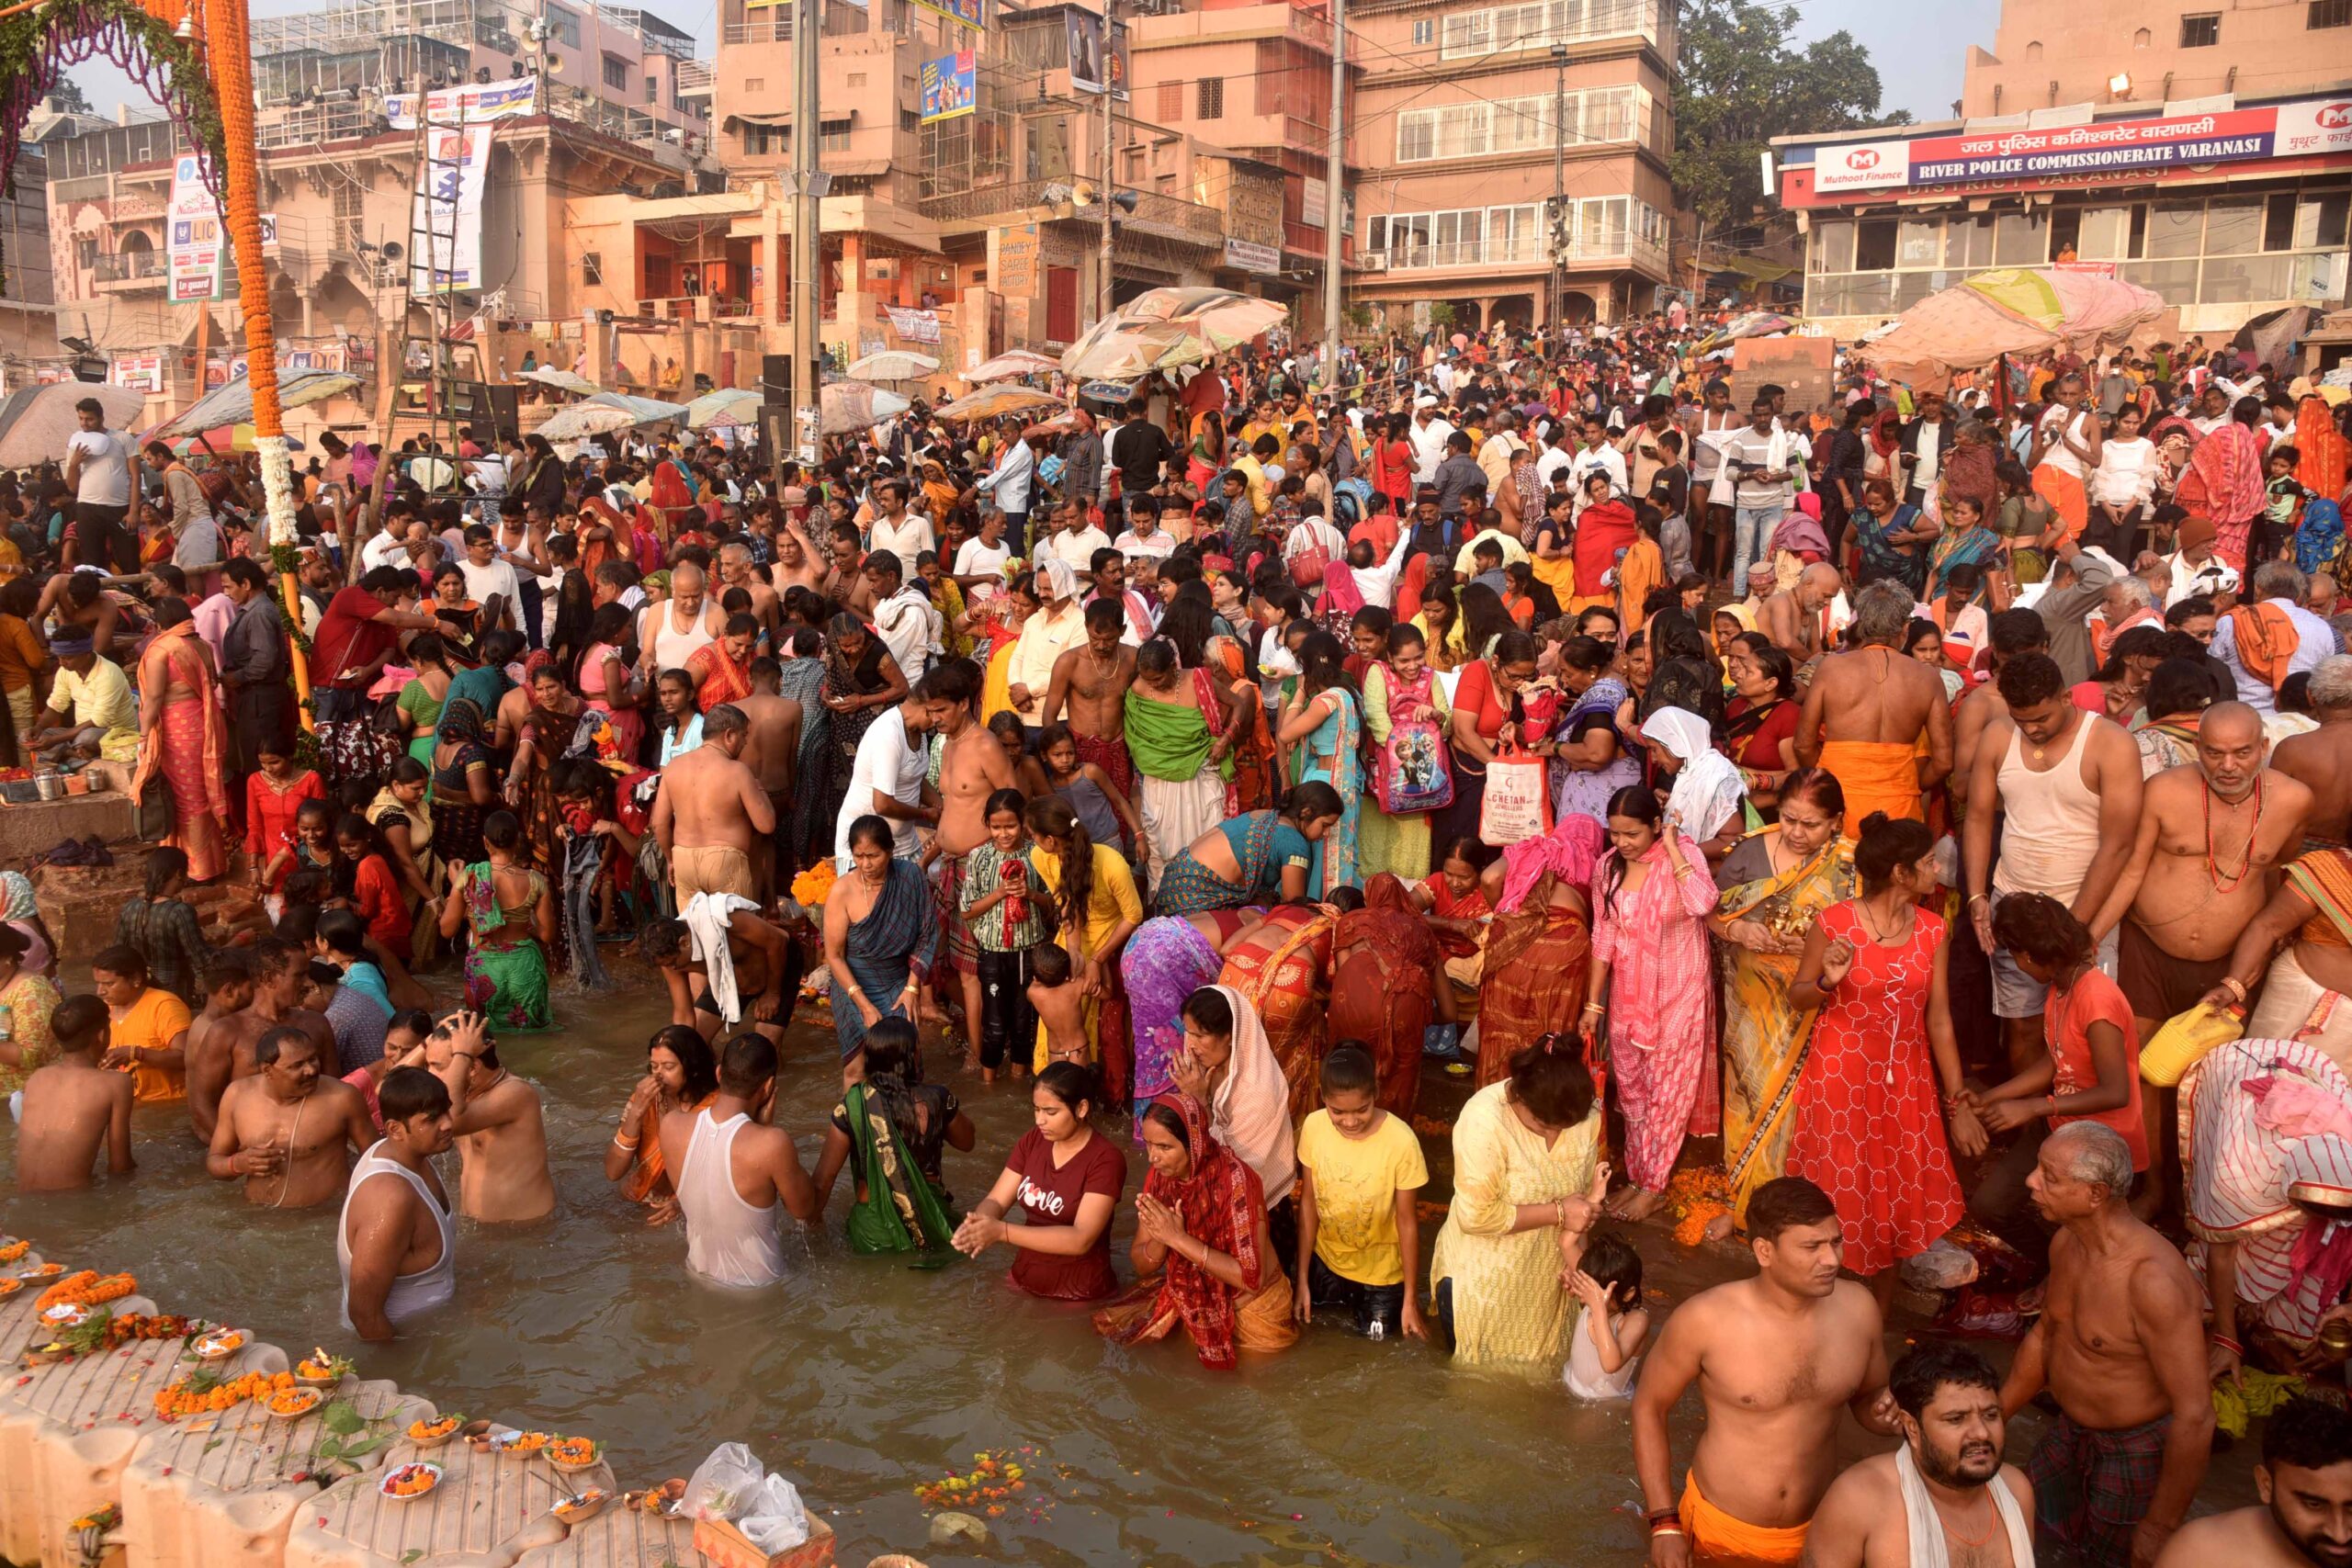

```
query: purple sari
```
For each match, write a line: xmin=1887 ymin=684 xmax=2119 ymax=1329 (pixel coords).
xmin=1119 ymin=916 xmax=1226 ymax=1128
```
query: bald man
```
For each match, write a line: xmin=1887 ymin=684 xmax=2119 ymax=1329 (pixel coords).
xmin=2090 ymin=700 xmax=2308 ymax=1218
xmin=1759 ymin=562 xmax=1848 ymax=666
xmin=638 ymin=560 xmax=727 ymax=682
xmin=1795 ymin=579 xmax=1952 ymax=823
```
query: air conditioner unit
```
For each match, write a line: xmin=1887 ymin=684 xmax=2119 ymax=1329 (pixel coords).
xmin=1356 ymin=253 xmax=1387 ymax=272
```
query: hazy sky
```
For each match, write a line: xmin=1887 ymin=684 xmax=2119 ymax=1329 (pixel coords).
xmin=61 ymin=0 xmax=1996 ymax=134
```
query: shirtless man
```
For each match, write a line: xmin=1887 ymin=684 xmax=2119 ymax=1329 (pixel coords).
xmin=2156 ymin=1394 xmax=2352 ymax=1568
xmin=1803 ymin=1343 xmax=2035 ymax=1568
xmin=637 ymin=560 xmax=727 ymax=682
xmin=652 ymin=703 xmax=775 ymax=904
xmin=656 ymin=1032 xmax=820 ymax=1288
xmin=340 ymin=1065 xmax=458 ymax=1342
xmin=1042 ymin=598 xmax=1138 ymax=805
xmin=1760 ymin=563 xmax=1847 ymax=666
xmin=643 ymin=906 xmax=795 ymax=1043
xmin=14 ymin=995 xmax=133 ymax=1191
xmin=926 ymin=656 xmax=1013 ymax=1046
xmin=717 ymin=541 xmax=782 ymax=646
xmin=768 ymin=517 xmax=828 ymax=598
xmin=1794 ymin=580 xmax=1953 ymax=823
xmin=1634 ymin=1176 xmax=1900 ymax=1568
xmin=424 ymin=1013 xmax=555 ymax=1223
xmin=211 ymin=937 xmax=337 ymax=1085
xmin=206 ymin=1025 xmax=375 ymax=1207
xmin=1999 ymin=1122 xmax=2211 ymax=1568
xmin=184 ymin=954 xmax=255 ymax=1143
xmin=2091 ymin=700 xmax=2310 ymax=1215
xmin=2275 ymin=654 xmax=2352 ymax=849
xmin=735 ymin=654 xmax=805 ymax=896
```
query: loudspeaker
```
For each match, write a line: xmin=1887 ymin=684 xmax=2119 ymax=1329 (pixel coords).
xmin=482 ymin=383 xmax=520 ymax=436
xmin=762 ymin=354 xmax=790 ymax=406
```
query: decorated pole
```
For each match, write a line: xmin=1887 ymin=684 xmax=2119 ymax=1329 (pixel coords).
xmin=199 ymin=0 xmax=312 ymax=728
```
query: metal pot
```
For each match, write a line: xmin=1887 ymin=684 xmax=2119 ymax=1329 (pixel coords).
xmin=31 ymin=771 xmax=61 ymax=802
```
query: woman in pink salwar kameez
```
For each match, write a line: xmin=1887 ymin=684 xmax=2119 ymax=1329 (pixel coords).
xmin=1578 ymin=785 xmax=1719 ymax=1222
xmin=130 ymin=602 xmax=230 ymax=881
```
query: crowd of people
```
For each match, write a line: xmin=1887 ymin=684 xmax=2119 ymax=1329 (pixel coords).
xmin=7 ymin=307 xmax=2352 ymax=1566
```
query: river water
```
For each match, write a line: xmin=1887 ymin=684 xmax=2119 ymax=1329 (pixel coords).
xmin=0 ymin=969 xmax=2255 ymax=1565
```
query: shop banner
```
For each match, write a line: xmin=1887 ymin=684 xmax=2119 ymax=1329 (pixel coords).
xmin=921 ymin=50 xmax=977 ymax=123
xmin=167 ymin=152 xmax=223 ymax=304
xmin=111 ymin=355 xmax=164 ymax=393
xmin=886 ymin=306 xmax=942 ymax=343
xmin=1223 ymin=237 xmax=1280 ymax=274
xmin=410 ymin=122 xmax=494 ymax=294
xmin=386 ymin=76 xmax=538 ymax=129
xmin=910 ymin=0 xmax=982 ymax=28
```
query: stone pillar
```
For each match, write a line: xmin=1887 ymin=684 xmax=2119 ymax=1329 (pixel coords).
xmin=1474 ymin=295 xmax=1498 ymax=333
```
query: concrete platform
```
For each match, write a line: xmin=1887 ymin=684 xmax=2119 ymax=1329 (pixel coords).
xmin=0 ymin=793 xmax=138 ymax=867
xmin=286 ymin=1432 xmax=616 ymax=1568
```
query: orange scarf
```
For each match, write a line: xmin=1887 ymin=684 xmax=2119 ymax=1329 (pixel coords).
xmin=130 ymin=622 xmax=229 ymax=820
xmin=2299 ymin=395 xmax=2349 ymax=505
xmin=2228 ymin=600 xmax=2301 ymax=691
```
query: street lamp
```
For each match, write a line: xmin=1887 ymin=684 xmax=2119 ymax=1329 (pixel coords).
xmin=2108 ymin=72 xmax=2132 ymax=98
xmin=1550 ymin=41 xmax=1567 ymax=331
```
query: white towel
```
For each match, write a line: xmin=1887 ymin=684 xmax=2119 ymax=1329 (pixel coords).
xmin=1894 ymin=1441 xmax=2033 ymax=1568
xmin=681 ymin=890 xmax=763 ymax=1025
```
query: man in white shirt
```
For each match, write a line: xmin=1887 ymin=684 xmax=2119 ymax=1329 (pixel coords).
xmin=866 ymin=479 xmax=934 ymax=578
xmin=1566 ymin=418 xmax=1630 ymax=502
xmin=1408 ymin=402 xmax=1455 ymax=487
xmin=832 ymin=692 xmax=937 ymax=869
xmin=1113 ymin=495 xmax=1177 ymax=559
xmin=2211 ymin=559 xmax=2334 ymax=716
xmin=951 ymin=510 xmax=1013 ymax=601
xmin=1034 ymin=503 xmax=1110 ymax=574
xmin=973 ymin=429 xmax=1036 ymax=554
xmin=1476 ymin=412 xmax=1526 ymax=496
xmin=1534 ymin=427 xmax=1577 ymax=492
xmin=1348 ymin=527 xmax=1416 ymax=612
xmin=457 ymin=525 xmax=522 ymax=628
xmin=2164 ymin=513 xmax=2241 ymax=609
xmin=865 ymin=554 xmax=940 ymax=682
xmin=1719 ymin=398 xmax=1800 ymax=588
xmin=63 ymin=397 xmax=135 ymax=572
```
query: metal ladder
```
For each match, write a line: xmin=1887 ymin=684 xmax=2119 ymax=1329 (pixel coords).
xmin=372 ymin=83 xmax=489 ymax=491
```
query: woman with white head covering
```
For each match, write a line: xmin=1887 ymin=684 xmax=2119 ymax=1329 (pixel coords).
xmin=1640 ymin=706 xmax=1749 ymax=843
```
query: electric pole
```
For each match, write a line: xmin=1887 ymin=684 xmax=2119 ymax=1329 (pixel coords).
xmin=1550 ymin=40 xmax=1566 ymax=332
xmin=1320 ymin=0 xmax=1343 ymax=388
xmin=790 ymin=0 xmax=823 ymax=468
xmin=1098 ymin=0 xmax=1116 ymax=324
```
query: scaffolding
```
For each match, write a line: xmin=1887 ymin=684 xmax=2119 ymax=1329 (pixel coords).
xmin=377 ymin=84 xmax=489 ymax=483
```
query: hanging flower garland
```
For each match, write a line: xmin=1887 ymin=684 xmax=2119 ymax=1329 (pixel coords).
xmin=0 ymin=0 xmax=228 ymax=203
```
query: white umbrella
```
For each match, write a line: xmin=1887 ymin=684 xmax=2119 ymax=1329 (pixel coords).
xmin=848 ymin=350 xmax=941 ymax=382
xmin=684 ymin=388 xmax=763 ymax=431
xmin=0 ymin=383 xmax=147 ymax=468
xmin=967 ymin=350 xmax=1058 ymax=383
xmin=533 ymin=391 xmax=687 ymax=441
xmin=820 ymin=381 xmax=910 ymax=435
xmin=518 ymin=365 xmax=599 ymax=396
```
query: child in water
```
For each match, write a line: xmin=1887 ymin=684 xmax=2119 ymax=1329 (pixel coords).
xmin=1558 ymin=1223 xmax=1651 ymax=1402
xmin=1025 ymin=942 xmax=1089 ymax=1070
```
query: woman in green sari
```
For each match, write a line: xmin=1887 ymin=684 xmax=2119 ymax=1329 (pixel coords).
xmin=437 ymin=809 xmax=556 ymax=1031
xmin=811 ymin=1020 xmax=973 ymax=1257
xmin=1705 ymin=767 xmax=1853 ymax=1237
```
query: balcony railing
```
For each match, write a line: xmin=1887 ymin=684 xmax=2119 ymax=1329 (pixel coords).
xmin=92 ymin=251 xmax=167 ymax=282
xmin=1365 ymin=233 xmax=1668 ymax=274
xmin=917 ymin=177 xmax=1223 ymax=243
xmin=257 ymin=100 xmax=389 ymax=148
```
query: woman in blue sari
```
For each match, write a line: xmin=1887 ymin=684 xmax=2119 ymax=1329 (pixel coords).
xmin=1927 ymin=491 xmax=2002 ymax=601
xmin=1274 ymin=631 xmax=1362 ymax=897
xmin=822 ymin=815 xmax=940 ymax=1066
xmin=1547 ymin=633 xmax=1641 ymax=826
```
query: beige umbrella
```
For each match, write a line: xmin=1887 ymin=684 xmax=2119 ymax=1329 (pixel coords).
xmin=820 ymin=380 xmax=910 ymax=436
xmin=1058 ymin=287 xmax=1286 ymax=379
xmin=847 ymin=350 xmax=941 ymax=382
xmin=967 ymin=349 xmax=1059 ymax=383
xmin=935 ymin=385 xmax=1068 ymax=423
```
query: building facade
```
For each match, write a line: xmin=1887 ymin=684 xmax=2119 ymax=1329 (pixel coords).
xmin=1962 ymin=0 xmax=2352 ymax=119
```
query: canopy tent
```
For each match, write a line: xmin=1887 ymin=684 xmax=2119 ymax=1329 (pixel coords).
xmin=967 ymin=350 xmax=1059 ymax=383
xmin=518 ymin=365 xmax=599 ymax=396
xmin=534 ymin=391 xmax=688 ymax=440
xmin=1852 ymin=268 xmax=2167 ymax=392
xmin=0 ymin=384 xmax=146 ymax=469
xmin=935 ymin=384 xmax=1067 ymax=423
xmin=821 ymin=381 xmax=910 ymax=435
xmin=684 ymin=388 xmax=763 ymax=431
xmin=153 ymin=368 xmax=361 ymax=440
xmin=847 ymin=350 xmax=941 ymax=382
xmin=1058 ymin=287 xmax=1286 ymax=379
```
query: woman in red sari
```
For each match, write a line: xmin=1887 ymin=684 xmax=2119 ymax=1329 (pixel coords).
xmin=1092 ymin=1093 xmax=1295 ymax=1368
xmin=1474 ymin=815 xmax=1604 ymax=1089
xmin=686 ymin=615 xmax=757 ymax=712
xmin=2297 ymin=393 xmax=2350 ymax=508
xmin=130 ymin=600 xmax=230 ymax=880
xmin=1328 ymin=874 xmax=1445 ymax=1117
xmin=1216 ymin=902 xmax=1335 ymax=1124
xmin=2178 ymin=402 xmax=2269 ymax=570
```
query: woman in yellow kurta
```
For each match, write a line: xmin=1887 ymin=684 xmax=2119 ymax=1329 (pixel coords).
xmin=1429 ymin=1045 xmax=1603 ymax=1366
xmin=1025 ymin=795 xmax=1144 ymax=1087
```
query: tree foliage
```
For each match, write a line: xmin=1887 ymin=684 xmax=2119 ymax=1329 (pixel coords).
xmin=1670 ymin=0 xmax=1911 ymax=230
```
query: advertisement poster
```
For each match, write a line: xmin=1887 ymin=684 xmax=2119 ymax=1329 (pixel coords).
xmin=920 ymin=50 xmax=977 ymax=123
xmin=1066 ymin=9 xmax=1103 ymax=95
xmin=385 ymin=75 xmax=537 ymax=129
xmin=1107 ymin=20 xmax=1129 ymax=103
xmin=909 ymin=0 xmax=981 ymax=27
xmin=410 ymin=122 xmax=494 ymax=294
xmin=110 ymin=355 xmax=164 ymax=393
xmin=885 ymin=306 xmax=942 ymax=344
xmin=167 ymin=152 xmax=223 ymax=304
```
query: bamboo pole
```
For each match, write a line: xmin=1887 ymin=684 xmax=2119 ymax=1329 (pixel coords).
xmin=202 ymin=0 xmax=312 ymax=728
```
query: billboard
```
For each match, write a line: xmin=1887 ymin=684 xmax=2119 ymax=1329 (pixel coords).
xmin=167 ymin=152 xmax=223 ymax=304
xmin=1790 ymin=93 xmax=2352 ymax=203
xmin=410 ymin=122 xmax=494 ymax=294
xmin=1066 ymin=9 xmax=1104 ymax=96
xmin=910 ymin=0 xmax=982 ymax=27
xmin=920 ymin=50 xmax=976 ymax=123
xmin=385 ymin=75 xmax=538 ymax=129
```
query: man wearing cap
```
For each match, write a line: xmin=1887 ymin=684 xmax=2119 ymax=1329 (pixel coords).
xmin=2165 ymin=513 xmax=2242 ymax=610
xmin=31 ymin=631 xmax=137 ymax=782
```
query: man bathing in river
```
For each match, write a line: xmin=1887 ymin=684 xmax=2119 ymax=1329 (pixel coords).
xmin=424 ymin=1015 xmax=556 ymax=1224
xmin=651 ymin=703 xmax=775 ymax=904
xmin=644 ymin=905 xmax=795 ymax=1044
xmin=659 ymin=1032 xmax=819 ymax=1288
xmin=1794 ymin=579 xmax=1953 ymax=824
xmin=928 ymin=657 xmax=1013 ymax=1049
xmin=340 ymin=1062 xmax=459 ymax=1341
xmin=2157 ymin=1395 xmax=2352 ymax=1567
xmin=183 ymin=954 xmax=255 ymax=1143
xmin=1999 ymin=1121 xmax=2212 ymax=1568
xmin=15 ymin=995 xmax=133 ymax=1191
xmin=1803 ymin=1342 xmax=2035 ymax=1568
xmin=208 ymin=937 xmax=336 ymax=1096
xmin=1634 ymin=1177 xmax=1900 ymax=1566
xmin=207 ymin=1025 xmax=375 ymax=1208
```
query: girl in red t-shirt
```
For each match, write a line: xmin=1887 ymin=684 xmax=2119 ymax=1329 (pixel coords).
xmin=950 ymin=1060 xmax=1129 ymax=1300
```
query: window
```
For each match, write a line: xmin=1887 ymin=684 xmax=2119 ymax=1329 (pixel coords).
xmin=1365 ymin=214 xmax=1387 ymax=251
xmin=900 ymin=107 xmax=920 ymax=131
xmin=2180 ymin=12 xmax=2220 ymax=46
xmin=1197 ymin=78 xmax=1223 ymax=118
xmin=745 ymin=77 xmax=764 ymax=92
xmin=1158 ymin=81 xmax=1182 ymax=120
xmin=1412 ymin=17 xmax=1433 ymax=42
xmin=582 ymin=252 xmax=603 ymax=286
xmin=2313 ymin=0 xmax=2352 ymax=28
xmin=820 ymin=116 xmax=852 ymax=152
xmin=603 ymin=53 xmax=629 ymax=90
xmin=1439 ymin=0 xmax=1657 ymax=60
xmin=1993 ymin=210 xmax=2047 ymax=265
xmin=645 ymin=75 xmax=657 ymax=103
xmin=741 ymin=122 xmax=786 ymax=155
xmin=2133 ymin=27 xmax=2151 ymax=46
xmin=847 ymin=73 xmax=866 ymax=86
xmin=543 ymin=4 xmax=579 ymax=46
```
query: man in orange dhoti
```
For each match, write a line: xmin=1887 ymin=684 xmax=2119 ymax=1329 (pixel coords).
xmin=2030 ymin=374 xmax=2102 ymax=546
xmin=1794 ymin=581 xmax=1953 ymax=825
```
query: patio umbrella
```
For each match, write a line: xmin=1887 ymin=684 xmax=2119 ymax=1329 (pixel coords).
xmin=967 ymin=349 xmax=1059 ymax=383
xmin=684 ymin=388 xmax=764 ymax=431
xmin=1855 ymin=268 xmax=2165 ymax=392
xmin=821 ymin=381 xmax=910 ymax=435
xmin=518 ymin=365 xmax=599 ymax=396
xmin=935 ymin=384 xmax=1067 ymax=423
xmin=0 ymin=383 xmax=146 ymax=468
xmin=1058 ymin=287 xmax=1285 ymax=379
xmin=848 ymin=350 xmax=941 ymax=382
xmin=533 ymin=392 xmax=686 ymax=441
xmin=153 ymin=367 xmax=363 ymax=439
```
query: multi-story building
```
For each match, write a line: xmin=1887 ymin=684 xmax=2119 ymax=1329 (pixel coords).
xmin=1344 ymin=0 xmax=1677 ymax=330
xmin=1775 ymin=0 xmax=2352 ymax=336
xmin=0 ymin=147 xmax=57 ymax=377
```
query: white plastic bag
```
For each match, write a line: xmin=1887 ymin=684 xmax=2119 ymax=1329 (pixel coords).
xmin=685 ymin=1441 xmax=765 ymax=1523
xmin=740 ymin=1474 xmax=809 ymax=1551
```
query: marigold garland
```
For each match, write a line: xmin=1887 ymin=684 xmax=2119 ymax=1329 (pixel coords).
xmin=154 ymin=1369 xmax=294 ymax=1418
xmin=36 ymin=1270 xmax=134 ymax=1312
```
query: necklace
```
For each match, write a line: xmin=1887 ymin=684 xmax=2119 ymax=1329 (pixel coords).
xmin=1931 ymin=1484 xmax=2003 ymax=1548
xmin=1855 ymin=894 xmax=1913 ymax=946
xmin=2204 ymin=773 xmax=2265 ymax=892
